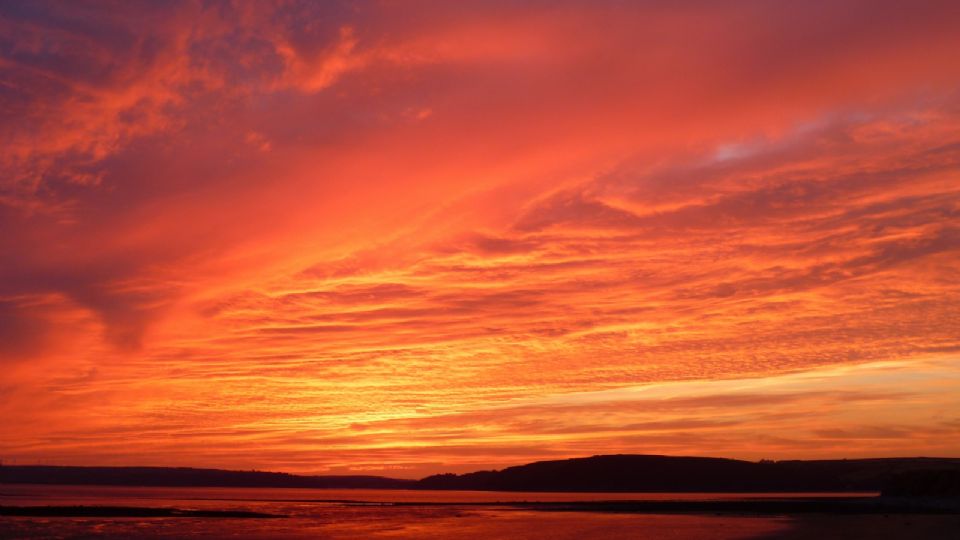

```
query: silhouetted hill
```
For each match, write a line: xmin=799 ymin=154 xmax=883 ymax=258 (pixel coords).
xmin=416 ymin=455 xmax=960 ymax=492
xmin=5 ymin=455 xmax=960 ymax=493
xmin=0 ymin=465 xmax=415 ymax=489
xmin=883 ymin=469 xmax=960 ymax=498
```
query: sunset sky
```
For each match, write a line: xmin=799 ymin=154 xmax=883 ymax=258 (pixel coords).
xmin=2 ymin=0 xmax=960 ymax=478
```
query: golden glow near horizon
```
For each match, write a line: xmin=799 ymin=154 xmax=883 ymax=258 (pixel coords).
xmin=2 ymin=1 xmax=960 ymax=477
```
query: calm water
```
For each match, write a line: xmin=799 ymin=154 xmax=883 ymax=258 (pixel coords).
xmin=0 ymin=485 xmax=875 ymax=539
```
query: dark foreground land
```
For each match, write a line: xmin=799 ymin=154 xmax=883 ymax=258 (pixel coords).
xmin=758 ymin=515 xmax=960 ymax=540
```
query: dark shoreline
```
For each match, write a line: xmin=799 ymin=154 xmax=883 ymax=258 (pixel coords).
xmin=503 ymin=497 xmax=960 ymax=515
xmin=2 ymin=496 xmax=956 ymax=519
xmin=365 ymin=496 xmax=959 ymax=515
xmin=0 ymin=506 xmax=283 ymax=518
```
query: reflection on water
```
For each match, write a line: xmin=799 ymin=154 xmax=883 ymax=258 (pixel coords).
xmin=0 ymin=485 xmax=849 ymax=539
xmin=0 ymin=510 xmax=793 ymax=540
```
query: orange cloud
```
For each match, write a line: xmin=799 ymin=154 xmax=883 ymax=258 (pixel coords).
xmin=2 ymin=0 xmax=960 ymax=475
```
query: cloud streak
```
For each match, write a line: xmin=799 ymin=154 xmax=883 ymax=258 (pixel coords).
xmin=2 ymin=0 xmax=959 ymax=474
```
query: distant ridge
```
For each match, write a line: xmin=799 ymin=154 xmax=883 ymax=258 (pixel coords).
xmin=0 ymin=465 xmax=414 ymax=489
xmin=4 ymin=455 xmax=960 ymax=492
xmin=417 ymin=454 xmax=960 ymax=492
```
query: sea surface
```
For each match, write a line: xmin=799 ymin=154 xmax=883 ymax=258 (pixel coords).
xmin=0 ymin=485 xmax=877 ymax=539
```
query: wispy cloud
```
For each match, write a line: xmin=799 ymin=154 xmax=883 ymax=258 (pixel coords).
xmin=2 ymin=0 xmax=959 ymax=474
